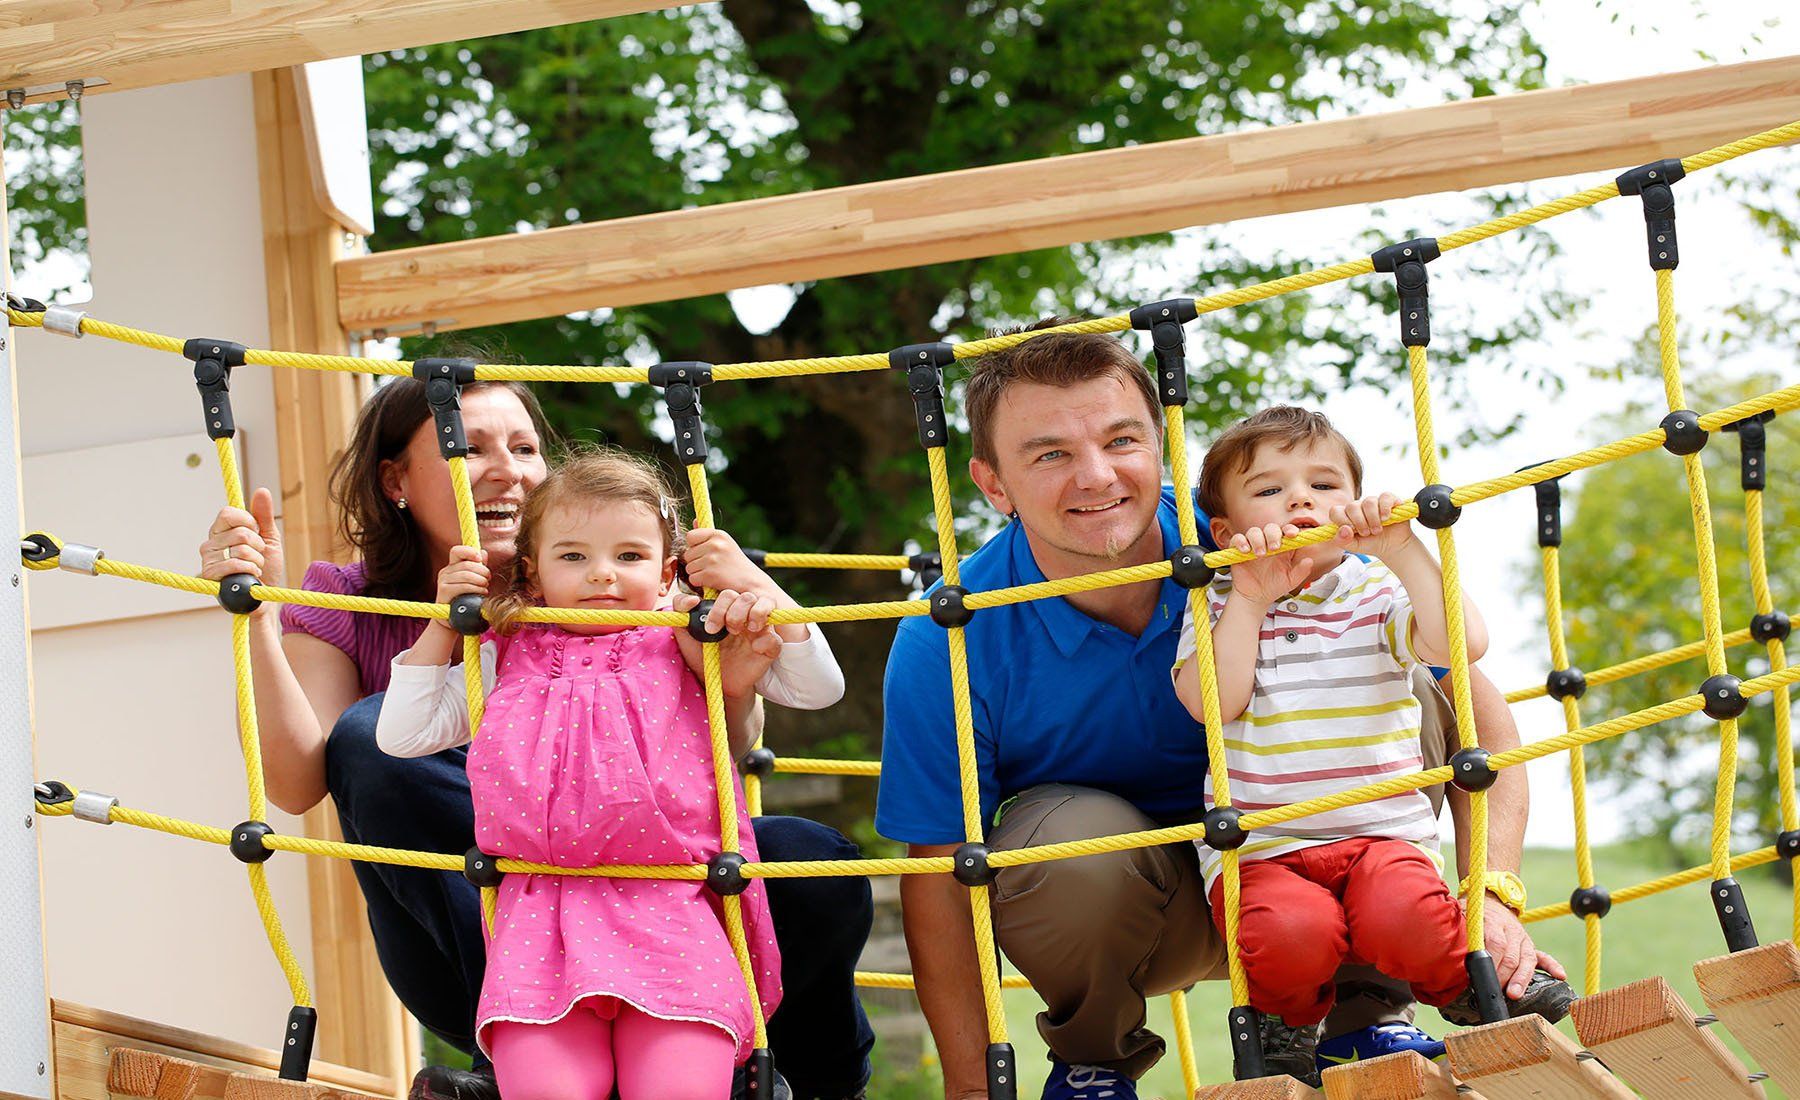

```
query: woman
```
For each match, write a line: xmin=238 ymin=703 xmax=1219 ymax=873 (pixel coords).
xmin=199 ymin=378 xmax=874 ymax=1100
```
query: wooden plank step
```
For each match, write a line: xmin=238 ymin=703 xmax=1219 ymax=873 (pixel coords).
xmin=1319 ymin=1050 xmax=1469 ymax=1099
xmin=1694 ymin=939 xmax=1800 ymax=1094
xmin=1569 ymin=975 xmax=1762 ymax=1098
xmin=1445 ymin=1015 xmax=1632 ymax=1099
xmin=107 ymin=1047 xmax=374 ymax=1100
xmin=1193 ymin=1075 xmax=1324 ymax=1099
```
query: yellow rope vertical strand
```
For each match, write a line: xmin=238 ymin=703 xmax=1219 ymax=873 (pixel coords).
xmin=923 ymin=445 xmax=1012 ymax=1052
xmin=1169 ymin=989 xmax=1200 ymax=1098
xmin=1744 ymin=466 xmax=1796 ymax=939
xmin=444 ymin=453 xmax=498 ymax=931
xmin=212 ymin=436 xmax=312 ymax=1009
xmin=1540 ymin=545 xmax=1602 ymax=993
xmin=686 ymin=463 xmax=770 ymax=1054
xmin=1652 ymin=268 xmax=1757 ymax=949
xmin=1405 ymin=346 xmax=1488 ymax=959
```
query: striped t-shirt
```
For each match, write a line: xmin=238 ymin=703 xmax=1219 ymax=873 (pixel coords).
xmin=1173 ymin=554 xmax=1440 ymax=886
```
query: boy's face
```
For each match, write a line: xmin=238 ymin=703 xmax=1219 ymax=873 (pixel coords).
xmin=1212 ymin=437 xmax=1360 ymax=581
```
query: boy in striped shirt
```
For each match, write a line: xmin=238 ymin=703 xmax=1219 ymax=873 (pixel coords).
xmin=1172 ymin=406 xmax=1484 ymax=1038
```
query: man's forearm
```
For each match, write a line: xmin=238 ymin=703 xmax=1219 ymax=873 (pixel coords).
xmin=903 ymin=847 xmax=993 ymax=1099
xmin=1444 ymin=667 xmax=1527 ymax=877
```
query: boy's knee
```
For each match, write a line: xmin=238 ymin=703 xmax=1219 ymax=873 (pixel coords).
xmin=1242 ymin=906 xmax=1345 ymax=984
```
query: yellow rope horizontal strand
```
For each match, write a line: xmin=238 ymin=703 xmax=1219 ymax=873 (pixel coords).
xmin=758 ymin=553 xmax=914 ymax=570
xmin=1505 ymin=628 xmax=1755 ymax=703
xmin=1522 ymin=846 xmax=1781 ymax=923
xmin=770 ymin=757 xmax=882 ymax=777
xmin=854 ymin=971 xmax=1033 ymax=991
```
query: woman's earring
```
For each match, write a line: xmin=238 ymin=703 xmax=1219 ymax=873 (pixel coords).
xmin=396 ymin=497 xmax=408 ymax=510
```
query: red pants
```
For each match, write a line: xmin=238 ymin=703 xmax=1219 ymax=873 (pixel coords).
xmin=1207 ymin=836 xmax=1469 ymax=1026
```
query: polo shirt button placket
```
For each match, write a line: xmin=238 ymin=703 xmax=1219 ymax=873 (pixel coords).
xmin=1284 ymin=630 xmax=1299 ymax=643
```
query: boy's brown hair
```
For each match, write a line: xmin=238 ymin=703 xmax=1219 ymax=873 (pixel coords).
xmin=1197 ymin=406 xmax=1364 ymax=520
xmin=484 ymin=445 xmax=685 ymax=635
xmin=965 ymin=317 xmax=1161 ymax=468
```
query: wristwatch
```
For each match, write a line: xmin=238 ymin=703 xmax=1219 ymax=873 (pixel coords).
xmin=1459 ymin=870 xmax=1527 ymax=914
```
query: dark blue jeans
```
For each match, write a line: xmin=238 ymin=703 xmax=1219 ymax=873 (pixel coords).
xmin=326 ymin=693 xmax=875 ymax=1098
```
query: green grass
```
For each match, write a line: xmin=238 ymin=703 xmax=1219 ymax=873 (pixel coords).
xmin=915 ymin=842 xmax=1796 ymax=1099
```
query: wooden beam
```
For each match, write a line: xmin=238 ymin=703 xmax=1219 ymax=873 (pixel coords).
xmin=1319 ymin=1051 xmax=1469 ymax=1100
xmin=253 ymin=68 xmax=405 ymax=1095
xmin=108 ymin=1048 xmax=384 ymax=1100
xmin=336 ymin=54 xmax=1800 ymax=335
xmin=1444 ymin=1015 xmax=1634 ymax=1099
xmin=1194 ymin=1076 xmax=1324 ymax=1099
xmin=1569 ymin=977 xmax=1762 ymax=1098
xmin=0 ymin=2 xmax=681 ymax=103
xmin=1694 ymin=940 xmax=1800 ymax=1094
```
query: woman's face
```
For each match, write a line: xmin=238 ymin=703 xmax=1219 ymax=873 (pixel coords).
xmin=381 ymin=386 xmax=549 ymax=569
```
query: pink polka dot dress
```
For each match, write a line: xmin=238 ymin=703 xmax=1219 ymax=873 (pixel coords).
xmin=468 ymin=624 xmax=782 ymax=1061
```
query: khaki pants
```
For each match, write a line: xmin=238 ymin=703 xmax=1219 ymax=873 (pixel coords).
xmin=987 ymin=670 xmax=1456 ymax=1078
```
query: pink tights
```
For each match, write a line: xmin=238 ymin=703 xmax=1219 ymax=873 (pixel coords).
xmin=489 ymin=999 xmax=738 ymax=1100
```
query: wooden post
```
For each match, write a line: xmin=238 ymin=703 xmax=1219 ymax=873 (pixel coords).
xmin=1193 ymin=1076 xmax=1325 ymax=1099
xmin=1444 ymin=1016 xmax=1634 ymax=1099
xmin=1319 ymin=1051 xmax=1468 ymax=1100
xmin=251 ymin=67 xmax=405 ymax=1094
xmin=1570 ymin=976 xmax=1762 ymax=1098
xmin=1694 ymin=940 xmax=1800 ymax=1094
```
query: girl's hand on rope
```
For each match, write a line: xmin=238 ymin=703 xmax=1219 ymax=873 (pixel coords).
xmin=1330 ymin=492 xmax=1415 ymax=561
xmin=1224 ymin=522 xmax=1311 ymax=607
xmin=435 ymin=545 xmax=490 ymax=604
xmin=199 ymin=487 xmax=282 ymax=615
xmin=671 ymin=589 xmax=782 ymax=699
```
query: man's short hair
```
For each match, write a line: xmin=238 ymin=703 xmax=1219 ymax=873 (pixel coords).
xmin=1198 ymin=406 xmax=1364 ymax=519
xmin=964 ymin=317 xmax=1162 ymax=467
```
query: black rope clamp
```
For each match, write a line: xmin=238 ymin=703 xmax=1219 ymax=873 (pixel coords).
xmin=186 ymin=339 xmax=248 ymax=440
xmin=1202 ymin=805 xmax=1246 ymax=851
xmin=1521 ymin=463 xmax=1563 ymax=547
xmin=1464 ymin=949 xmax=1509 ymax=1023
xmin=1660 ymin=410 xmax=1708 ymax=456
xmin=687 ymin=598 xmax=728 ymax=643
xmin=742 ymin=548 xmax=768 ymax=568
xmin=952 ymin=842 xmax=996 ymax=887
xmin=1227 ymin=1005 xmax=1265 ymax=1081
xmin=464 ymin=847 xmax=504 ymax=888
xmin=4 ymin=292 xmax=47 ymax=314
xmin=739 ymin=747 xmax=777 ymax=779
xmin=1413 ymin=483 xmax=1461 ymax=529
xmin=1129 ymin=298 xmax=1198 ymax=407
xmin=230 ymin=820 xmax=275 ymax=863
xmin=743 ymin=1049 xmax=777 ymax=1098
xmin=889 ymin=342 xmax=956 ymax=449
xmin=909 ymin=551 xmax=944 ymax=590
xmin=1617 ymin=158 xmax=1685 ymax=271
xmin=1371 ymin=237 xmax=1440 ymax=347
xmin=706 ymin=851 xmax=749 ymax=896
xmin=1724 ymin=410 xmax=1773 ymax=491
xmin=217 ymin=573 xmax=262 ymax=615
xmin=413 ymin=358 xmax=477 ymax=460
xmin=1449 ymin=747 xmax=1498 ymax=792
xmin=1776 ymin=830 xmax=1800 ymax=860
xmin=649 ymin=362 xmax=715 ymax=466
xmin=33 ymin=780 xmax=74 ymax=806
xmin=1699 ymin=674 xmax=1747 ymax=720
xmin=1711 ymin=876 xmax=1758 ymax=953
xmin=1546 ymin=667 xmax=1588 ymax=701
xmin=447 ymin=593 xmax=486 ymax=635
xmin=278 ymin=1005 xmax=318 ymax=1082
xmin=1750 ymin=611 xmax=1791 ymax=644
xmin=987 ymin=1044 xmax=1017 ymax=1100
xmin=1570 ymin=885 xmax=1612 ymax=919
xmin=1170 ymin=545 xmax=1214 ymax=589
xmin=20 ymin=532 xmax=58 ymax=563
xmin=929 ymin=584 xmax=973 ymax=628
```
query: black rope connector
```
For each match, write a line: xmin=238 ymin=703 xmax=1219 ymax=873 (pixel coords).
xmin=186 ymin=339 xmax=248 ymax=441
xmin=739 ymin=747 xmax=777 ymax=779
xmin=1202 ymin=806 xmax=1246 ymax=851
xmin=33 ymin=780 xmax=74 ymax=806
xmin=952 ymin=842 xmax=996 ymax=887
xmin=1129 ymin=298 xmax=1198 ymax=408
xmin=1569 ymin=885 xmax=1612 ymax=919
xmin=1660 ymin=410 xmax=1708 ymax=456
xmin=1527 ymin=466 xmax=1563 ymax=547
xmin=743 ymin=1049 xmax=776 ymax=1098
xmin=20 ymin=532 xmax=57 ymax=563
xmin=706 ymin=851 xmax=749 ymax=896
xmin=909 ymin=551 xmax=944 ymax=590
xmin=1776 ymin=830 xmax=1800 ymax=861
xmin=1616 ymin=158 xmax=1685 ymax=271
xmin=1464 ymin=949 xmax=1510 ymax=1023
xmin=743 ymin=548 xmax=768 ymax=568
xmin=889 ymin=342 xmax=957 ymax=450
xmin=1449 ymin=747 xmax=1498 ymax=792
xmin=216 ymin=573 xmax=262 ymax=616
xmin=1412 ymin=483 xmax=1461 ymax=530
xmin=930 ymin=584 xmax=974 ymax=628
xmin=1724 ymin=411 xmax=1773 ymax=491
xmin=687 ymin=599 xmax=728 ymax=643
xmin=1169 ymin=545 xmax=1214 ymax=589
xmin=447 ymin=593 xmax=486 ymax=635
xmin=1227 ymin=1005 xmax=1266 ymax=1081
xmin=649 ymin=361 xmax=715 ymax=466
xmin=1711 ymin=876 xmax=1758 ymax=952
xmin=464 ymin=847 xmax=504 ymax=888
xmin=1545 ymin=667 xmax=1588 ymax=701
xmin=1371 ymin=237 xmax=1440 ymax=347
xmin=230 ymin=820 xmax=275 ymax=864
xmin=987 ymin=1044 xmax=1017 ymax=1100
xmin=413 ymin=357 xmax=477 ymax=460
xmin=1699 ymin=674 xmax=1747 ymax=720
xmin=278 ymin=1005 xmax=318 ymax=1082
xmin=1750 ymin=611 xmax=1792 ymax=644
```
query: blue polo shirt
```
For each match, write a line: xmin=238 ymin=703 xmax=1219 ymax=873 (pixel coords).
xmin=876 ymin=487 xmax=1215 ymax=846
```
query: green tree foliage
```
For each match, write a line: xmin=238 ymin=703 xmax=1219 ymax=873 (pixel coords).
xmin=5 ymin=101 xmax=88 ymax=298
xmin=362 ymin=3 xmax=1556 ymax=841
xmin=1548 ymin=367 xmax=1796 ymax=860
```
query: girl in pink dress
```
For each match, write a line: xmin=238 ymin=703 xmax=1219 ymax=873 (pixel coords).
xmin=376 ymin=450 xmax=845 ymax=1100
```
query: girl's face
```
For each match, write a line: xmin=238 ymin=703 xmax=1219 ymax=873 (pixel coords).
xmin=526 ymin=499 xmax=677 ymax=635
xmin=381 ymin=387 xmax=550 ymax=571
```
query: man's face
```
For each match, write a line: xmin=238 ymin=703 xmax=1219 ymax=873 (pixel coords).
xmin=969 ymin=375 xmax=1165 ymax=573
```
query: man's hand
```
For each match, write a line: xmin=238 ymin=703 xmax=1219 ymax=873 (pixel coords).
xmin=1480 ymin=895 xmax=1566 ymax=999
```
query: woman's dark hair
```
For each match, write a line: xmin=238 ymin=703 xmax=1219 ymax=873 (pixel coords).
xmin=329 ymin=378 xmax=556 ymax=600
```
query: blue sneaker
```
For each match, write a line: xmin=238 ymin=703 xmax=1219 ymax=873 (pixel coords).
xmin=1314 ymin=1022 xmax=1447 ymax=1074
xmin=1041 ymin=1059 xmax=1137 ymax=1100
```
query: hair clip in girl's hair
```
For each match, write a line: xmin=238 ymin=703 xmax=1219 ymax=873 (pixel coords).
xmin=658 ymin=496 xmax=678 ymax=523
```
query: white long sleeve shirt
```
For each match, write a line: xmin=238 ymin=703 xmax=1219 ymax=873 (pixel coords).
xmin=376 ymin=624 xmax=844 ymax=759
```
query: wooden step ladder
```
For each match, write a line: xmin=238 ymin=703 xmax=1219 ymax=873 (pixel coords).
xmin=1570 ymin=975 xmax=1762 ymax=1097
xmin=1694 ymin=939 xmax=1800 ymax=1095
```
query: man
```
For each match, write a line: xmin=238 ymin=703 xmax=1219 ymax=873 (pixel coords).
xmin=877 ymin=320 xmax=1566 ymax=1099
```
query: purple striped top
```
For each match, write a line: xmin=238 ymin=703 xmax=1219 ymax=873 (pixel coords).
xmin=280 ymin=560 xmax=429 ymax=698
